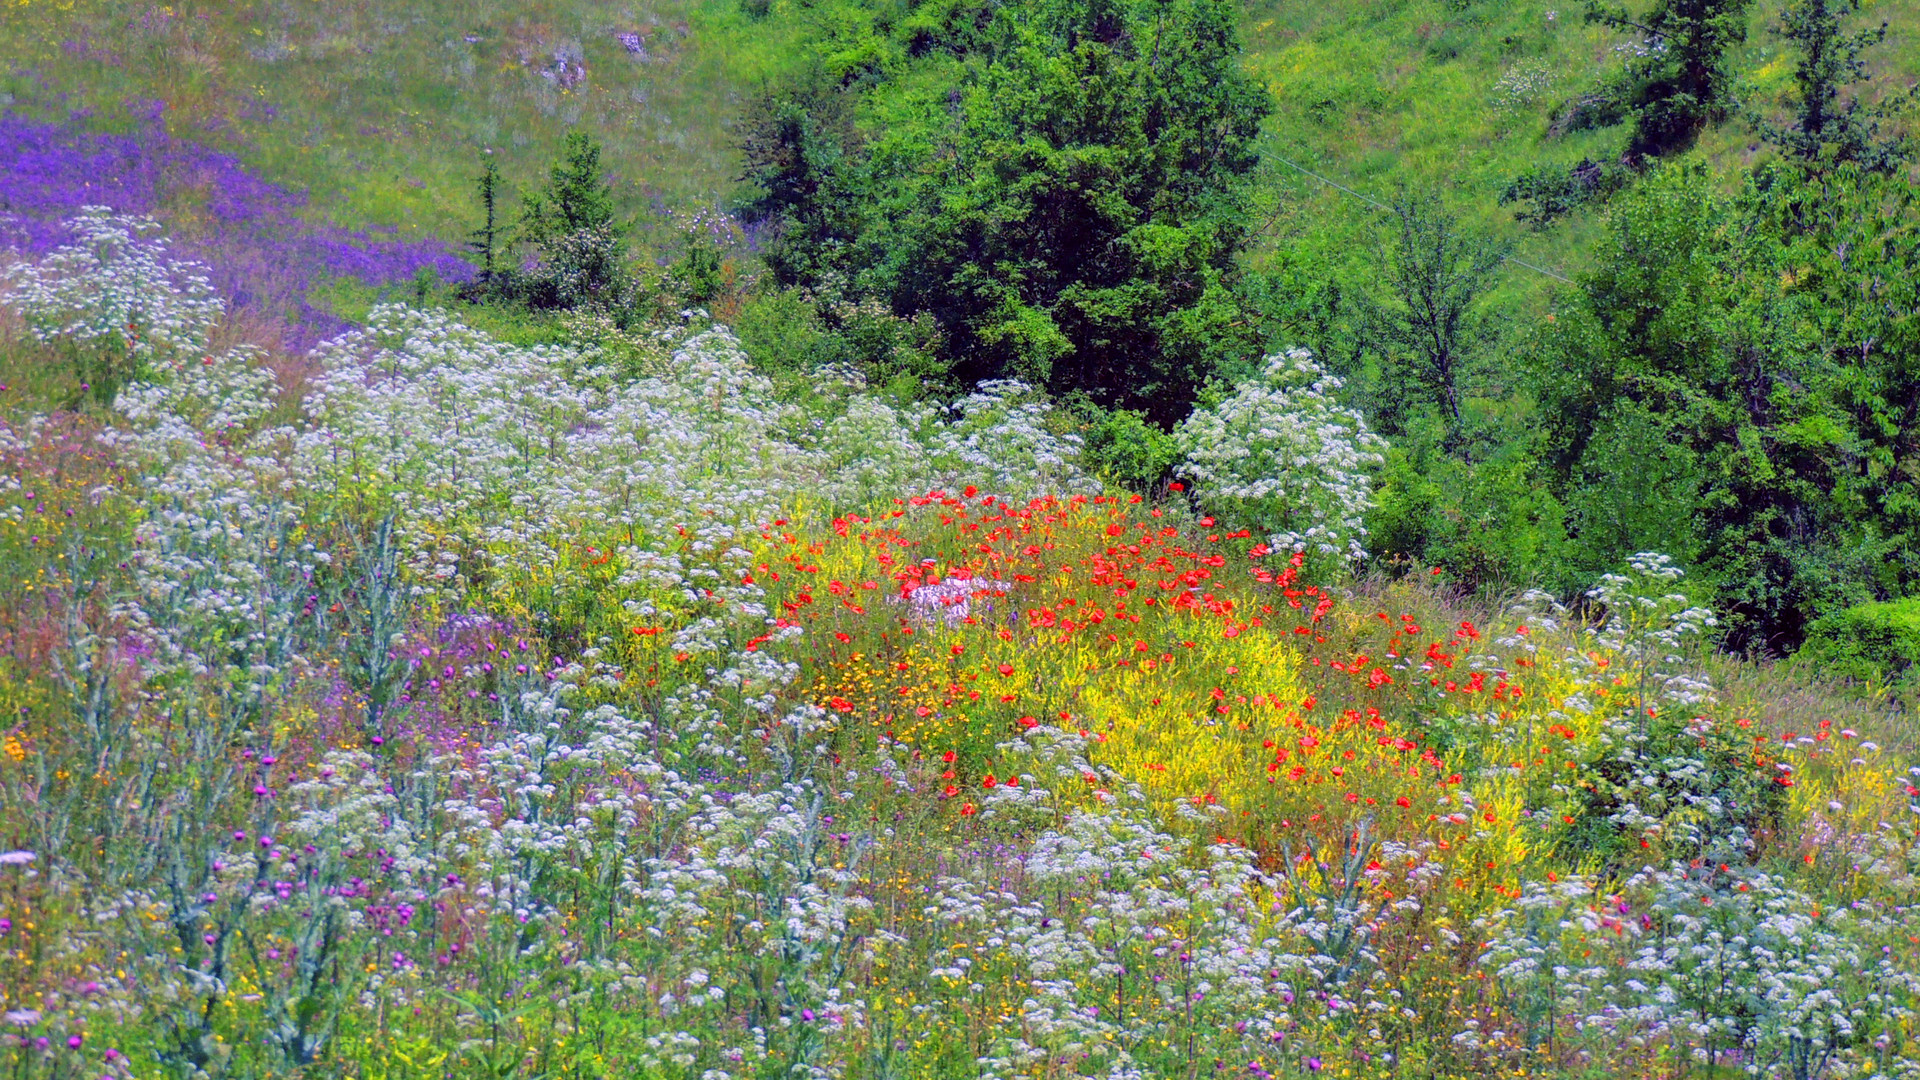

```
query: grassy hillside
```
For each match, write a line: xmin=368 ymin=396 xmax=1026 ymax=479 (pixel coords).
xmin=1241 ymin=0 xmax=1919 ymax=293
xmin=4 ymin=0 xmax=1913 ymax=294
xmin=0 ymin=0 xmax=805 ymax=251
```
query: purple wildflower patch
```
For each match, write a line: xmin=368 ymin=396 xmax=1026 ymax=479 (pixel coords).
xmin=0 ymin=103 xmax=473 ymax=348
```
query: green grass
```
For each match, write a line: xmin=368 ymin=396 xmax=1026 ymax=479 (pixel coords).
xmin=1241 ymin=0 xmax=1619 ymax=288
xmin=0 ymin=0 xmax=810 ymax=248
xmin=1239 ymin=0 xmax=1918 ymax=302
xmin=2 ymin=0 xmax=1913 ymax=306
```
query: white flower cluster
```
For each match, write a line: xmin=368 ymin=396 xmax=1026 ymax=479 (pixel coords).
xmin=813 ymin=378 xmax=1094 ymax=505
xmin=291 ymin=306 xmax=1092 ymax=593
xmin=0 ymin=207 xmax=224 ymax=379
xmin=1585 ymin=552 xmax=1719 ymax=708
xmin=1175 ymin=350 xmax=1386 ymax=561
xmin=1474 ymin=862 xmax=1917 ymax=1074
xmin=1492 ymin=60 xmax=1557 ymax=113
xmin=915 ymin=731 xmax=1412 ymax=1075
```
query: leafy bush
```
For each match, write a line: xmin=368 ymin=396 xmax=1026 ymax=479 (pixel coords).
xmin=1368 ymin=441 xmax=1572 ymax=592
xmin=820 ymin=297 xmax=944 ymax=400
xmin=1797 ymin=598 xmax=1920 ymax=686
xmin=730 ymin=285 xmax=838 ymax=376
xmin=1499 ymin=157 xmax=1632 ymax=228
xmin=522 ymin=223 xmax=633 ymax=311
xmin=733 ymin=286 xmax=945 ymax=401
xmin=1078 ymin=406 xmax=1178 ymax=494
xmin=739 ymin=0 xmax=1272 ymax=424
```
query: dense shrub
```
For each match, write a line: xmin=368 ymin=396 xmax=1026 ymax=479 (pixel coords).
xmin=1369 ymin=442 xmax=1573 ymax=593
xmin=1798 ymin=598 xmax=1920 ymax=686
xmin=1078 ymin=405 xmax=1179 ymax=495
xmin=1533 ymin=163 xmax=1920 ymax=651
xmin=739 ymin=0 xmax=1272 ymax=425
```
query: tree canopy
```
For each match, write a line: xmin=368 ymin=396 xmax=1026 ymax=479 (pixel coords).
xmin=740 ymin=0 xmax=1271 ymax=426
xmin=1533 ymin=163 xmax=1920 ymax=649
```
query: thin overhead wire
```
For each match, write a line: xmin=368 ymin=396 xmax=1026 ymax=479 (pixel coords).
xmin=1267 ymin=152 xmax=1575 ymax=284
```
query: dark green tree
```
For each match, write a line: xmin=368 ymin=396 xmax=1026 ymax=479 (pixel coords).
xmin=877 ymin=0 xmax=1271 ymax=425
xmin=521 ymin=131 xmax=617 ymax=246
xmin=1753 ymin=0 xmax=1912 ymax=173
xmin=1533 ymin=163 xmax=1920 ymax=651
xmin=737 ymin=69 xmax=863 ymax=289
xmin=520 ymin=132 xmax=626 ymax=310
xmin=468 ymin=152 xmax=507 ymax=286
xmin=740 ymin=0 xmax=1271 ymax=426
xmin=1584 ymin=0 xmax=1756 ymax=157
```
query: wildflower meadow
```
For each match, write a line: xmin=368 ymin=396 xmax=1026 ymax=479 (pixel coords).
xmin=2 ymin=210 xmax=1919 ymax=1080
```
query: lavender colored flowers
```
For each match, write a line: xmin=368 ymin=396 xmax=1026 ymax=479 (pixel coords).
xmin=0 ymin=105 xmax=472 ymax=347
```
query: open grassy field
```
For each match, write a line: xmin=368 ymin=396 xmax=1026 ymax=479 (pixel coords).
xmin=0 ymin=0 xmax=806 ymax=232
xmin=1241 ymin=0 xmax=1919 ymax=300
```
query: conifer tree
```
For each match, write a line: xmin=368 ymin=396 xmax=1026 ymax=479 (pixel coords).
xmin=518 ymin=132 xmax=626 ymax=310
xmin=468 ymin=152 xmax=506 ymax=286
xmin=521 ymin=131 xmax=616 ymax=246
xmin=1754 ymin=0 xmax=1912 ymax=173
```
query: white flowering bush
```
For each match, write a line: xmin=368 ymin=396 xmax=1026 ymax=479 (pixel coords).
xmin=1586 ymin=551 xmax=1720 ymax=708
xmin=1175 ymin=349 xmax=1386 ymax=561
xmin=0 ymin=207 xmax=224 ymax=401
xmin=809 ymin=378 xmax=1093 ymax=507
xmin=1475 ymin=862 xmax=1917 ymax=1077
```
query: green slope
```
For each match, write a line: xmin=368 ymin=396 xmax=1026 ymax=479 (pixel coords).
xmin=0 ymin=0 xmax=808 ymax=246
xmin=1241 ymin=0 xmax=1917 ymax=295
xmin=3 ymin=0 xmax=1913 ymax=275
